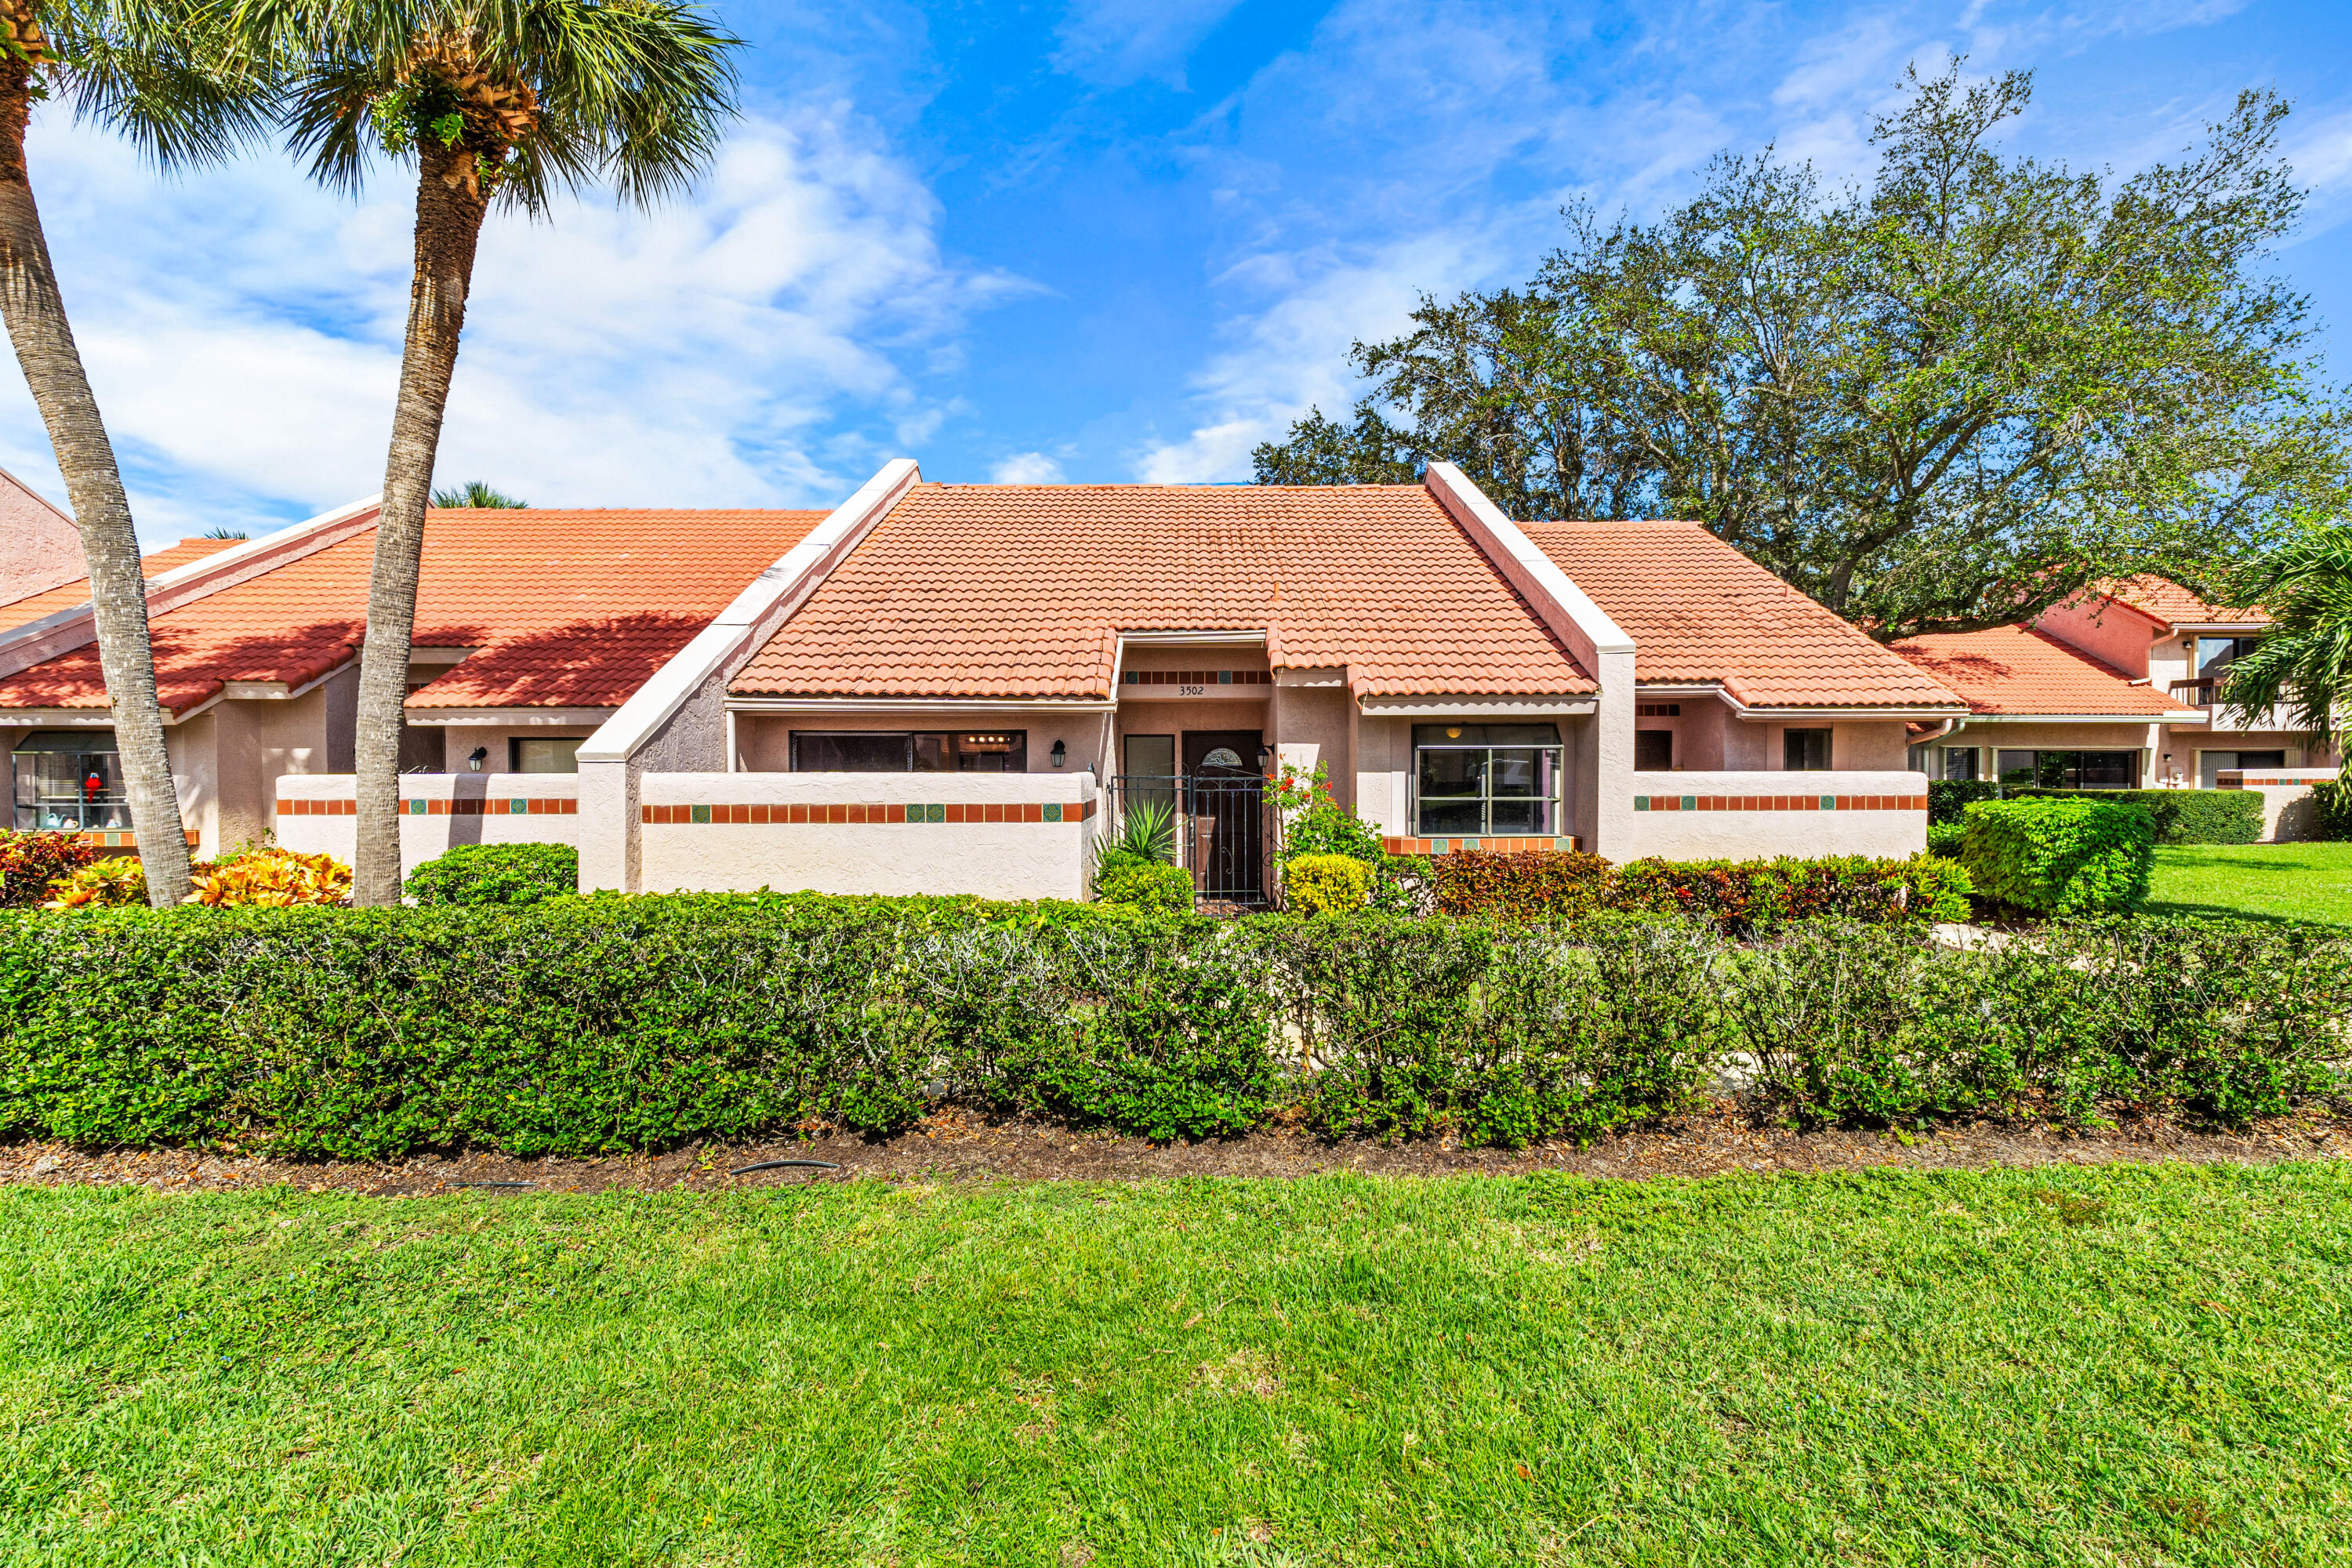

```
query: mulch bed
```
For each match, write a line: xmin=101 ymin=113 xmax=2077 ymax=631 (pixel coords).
xmin=5 ymin=1104 xmax=2347 ymax=1196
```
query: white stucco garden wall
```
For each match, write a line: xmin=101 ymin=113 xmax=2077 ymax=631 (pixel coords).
xmin=2216 ymin=768 xmax=2337 ymax=843
xmin=274 ymin=772 xmax=579 ymax=875
xmin=635 ymin=771 xmax=1098 ymax=899
xmin=1620 ymin=770 xmax=1929 ymax=860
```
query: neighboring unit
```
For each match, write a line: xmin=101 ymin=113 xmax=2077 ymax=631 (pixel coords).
xmin=1889 ymin=576 xmax=2329 ymax=793
xmin=2 ymin=501 xmax=825 ymax=861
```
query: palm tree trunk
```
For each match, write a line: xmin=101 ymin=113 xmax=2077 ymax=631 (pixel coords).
xmin=0 ymin=53 xmax=194 ymax=906
xmin=353 ymin=139 xmax=491 ymax=905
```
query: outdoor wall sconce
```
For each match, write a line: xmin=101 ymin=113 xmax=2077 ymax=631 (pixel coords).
xmin=1049 ymin=739 xmax=1066 ymax=768
xmin=1257 ymin=745 xmax=1272 ymax=772
xmin=467 ymin=746 xmax=488 ymax=772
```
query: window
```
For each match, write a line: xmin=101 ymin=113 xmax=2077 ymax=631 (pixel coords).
xmin=1941 ymin=746 xmax=1979 ymax=781
xmin=1122 ymin=735 xmax=1175 ymax=779
xmin=11 ymin=730 xmax=130 ymax=831
xmin=510 ymin=737 xmax=584 ymax=774
xmin=1634 ymin=729 xmax=1675 ymax=771
xmin=1784 ymin=728 xmax=1831 ymax=771
xmin=1997 ymin=750 xmax=2137 ymax=789
xmin=2197 ymin=637 xmax=2261 ymax=679
xmin=2198 ymin=750 xmax=2288 ymax=789
xmin=789 ymin=731 xmax=1027 ymax=772
xmin=1412 ymin=723 xmax=1561 ymax=836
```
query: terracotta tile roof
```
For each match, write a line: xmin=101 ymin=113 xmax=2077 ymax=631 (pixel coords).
xmin=0 ymin=539 xmax=234 ymax=630
xmin=1886 ymin=625 xmax=2182 ymax=716
xmin=2097 ymin=575 xmax=2270 ymax=627
xmin=1522 ymin=520 xmax=1966 ymax=710
xmin=0 ymin=510 xmax=825 ymax=716
xmin=729 ymin=484 xmax=1595 ymax=700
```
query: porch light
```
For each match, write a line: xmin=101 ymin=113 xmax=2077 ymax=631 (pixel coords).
xmin=467 ymin=746 xmax=488 ymax=772
xmin=1050 ymin=740 xmax=1066 ymax=768
xmin=1256 ymin=744 xmax=1272 ymax=772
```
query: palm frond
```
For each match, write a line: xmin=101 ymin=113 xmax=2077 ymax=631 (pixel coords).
xmin=2217 ymin=521 xmax=2352 ymax=748
xmin=41 ymin=0 xmax=279 ymax=171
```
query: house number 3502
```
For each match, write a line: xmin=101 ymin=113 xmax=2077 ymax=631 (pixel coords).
xmin=1178 ymin=684 xmax=1207 ymax=696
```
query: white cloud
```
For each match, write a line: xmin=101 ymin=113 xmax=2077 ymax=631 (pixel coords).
xmin=989 ymin=450 xmax=1067 ymax=484
xmin=0 ymin=100 xmax=1026 ymax=546
xmin=1051 ymin=0 xmax=1246 ymax=89
xmin=1134 ymin=233 xmax=1483 ymax=483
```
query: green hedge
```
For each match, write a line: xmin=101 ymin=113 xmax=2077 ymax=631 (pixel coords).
xmin=2006 ymin=787 xmax=2263 ymax=846
xmin=1960 ymin=798 xmax=2154 ymax=914
xmin=1928 ymin=779 xmax=2002 ymax=825
xmin=403 ymin=843 xmax=580 ymax=906
xmin=4 ymin=896 xmax=2342 ymax=1155
xmin=1432 ymin=851 xmax=1971 ymax=930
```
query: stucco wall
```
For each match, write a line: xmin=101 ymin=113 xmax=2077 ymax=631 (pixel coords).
xmin=634 ymin=771 xmax=1098 ymax=899
xmin=0 ymin=466 xmax=83 ymax=604
xmin=1269 ymin=682 xmax=1351 ymax=803
xmin=2216 ymin=769 xmax=2338 ymax=843
xmin=274 ymin=772 xmax=580 ymax=874
xmin=431 ymin=720 xmax=601 ymax=775
xmin=1619 ymin=770 xmax=1929 ymax=860
xmin=2033 ymin=599 xmax=2156 ymax=677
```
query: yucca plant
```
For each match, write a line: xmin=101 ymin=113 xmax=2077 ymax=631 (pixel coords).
xmin=238 ymin=0 xmax=742 ymax=903
xmin=1109 ymin=796 xmax=1178 ymax=862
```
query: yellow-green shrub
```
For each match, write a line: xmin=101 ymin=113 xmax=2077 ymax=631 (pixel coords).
xmin=1286 ymin=853 xmax=1374 ymax=914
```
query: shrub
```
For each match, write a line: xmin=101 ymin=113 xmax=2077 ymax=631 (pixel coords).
xmin=186 ymin=848 xmax=351 ymax=906
xmin=1928 ymin=779 xmax=2002 ymax=824
xmin=0 ymin=830 xmax=96 ymax=907
xmin=2007 ymin=786 xmax=2262 ymax=846
xmin=1959 ymin=798 xmax=2154 ymax=914
xmin=2311 ymin=773 xmax=2352 ymax=842
xmin=39 ymin=857 xmax=148 ymax=910
xmin=0 ymin=898 xmax=2339 ymax=1154
xmin=405 ymin=843 xmax=579 ymax=906
xmin=1431 ymin=848 xmax=1612 ymax=920
xmin=1926 ymin=821 xmax=1968 ymax=859
xmin=1285 ymin=853 xmax=1375 ymax=914
xmin=1434 ymin=850 xmax=1972 ymax=931
xmin=1094 ymin=851 xmax=1194 ymax=912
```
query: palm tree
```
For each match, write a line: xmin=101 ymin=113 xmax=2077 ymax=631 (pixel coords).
xmin=245 ymin=0 xmax=739 ymax=904
xmin=2217 ymin=521 xmax=2352 ymax=757
xmin=430 ymin=478 xmax=524 ymax=506
xmin=0 ymin=2 xmax=267 ymax=906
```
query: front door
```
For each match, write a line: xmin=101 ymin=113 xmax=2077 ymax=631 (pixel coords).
xmin=1181 ymin=731 xmax=1265 ymax=901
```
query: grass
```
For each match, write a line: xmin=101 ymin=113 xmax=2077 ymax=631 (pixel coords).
xmin=2147 ymin=841 xmax=2352 ymax=926
xmin=5 ymin=1166 xmax=2351 ymax=1566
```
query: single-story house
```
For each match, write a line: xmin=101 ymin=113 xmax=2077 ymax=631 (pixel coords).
xmin=1888 ymin=577 xmax=2329 ymax=790
xmin=3 ymin=497 xmax=824 ymax=858
xmin=564 ymin=461 xmax=1964 ymax=900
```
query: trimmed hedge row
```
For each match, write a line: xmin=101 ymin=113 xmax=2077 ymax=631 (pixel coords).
xmin=2006 ymin=786 xmax=2263 ymax=846
xmin=3 ymin=896 xmax=2342 ymax=1156
xmin=1429 ymin=850 xmax=1972 ymax=930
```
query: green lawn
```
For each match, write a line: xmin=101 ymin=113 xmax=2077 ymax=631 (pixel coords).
xmin=2147 ymin=841 xmax=2352 ymax=925
xmin=5 ymin=1167 xmax=2351 ymax=1565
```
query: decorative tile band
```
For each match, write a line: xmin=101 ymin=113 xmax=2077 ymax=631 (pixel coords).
xmin=65 ymin=829 xmax=200 ymax=849
xmin=644 ymin=799 xmax=1098 ymax=826
xmin=1634 ymin=793 xmax=1928 ymax=813
xmin=2221 ymin=775 xmax=2320 ymax=787
xmin=1121 ymin=669 xmax=1269 ymax=687
xmin=1383 ymin=835 xmax=1581 ymax=855
xmin=276 ymin=797 xmax=579 ymax=817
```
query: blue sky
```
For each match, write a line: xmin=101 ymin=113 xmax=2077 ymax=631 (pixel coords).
xmin=5 ymin=0 xmax=2351 ymax=546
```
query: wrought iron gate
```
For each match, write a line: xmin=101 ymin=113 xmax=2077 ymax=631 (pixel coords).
xmin=1105 ymin=773 xmax=1276 ymax=905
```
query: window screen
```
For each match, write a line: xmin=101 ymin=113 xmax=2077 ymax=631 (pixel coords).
xmin=510 ymin=737 xmax=583 ymax=774
xmin=11 ymin=729 xmax=130 ymax=831
xmin=789 ymin=731 xmax=1026 ymax=772
xmin=1784 ymin=728 xmax=1831 ymax=771
xmin=1411 ymin=724 xmax=1562 ymax=837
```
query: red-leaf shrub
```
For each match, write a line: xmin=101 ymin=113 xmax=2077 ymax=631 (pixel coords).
xmin=0 ymin=831 xmax=98 ymax=907
xmin=1431 ymin=849 xmax=1613 ymax=920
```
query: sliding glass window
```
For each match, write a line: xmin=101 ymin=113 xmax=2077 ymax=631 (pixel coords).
xmin=789 ymin=731 xmax=1027 ymax=772
xmin=1413 ymin=724 xmax=1562 ymax=836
